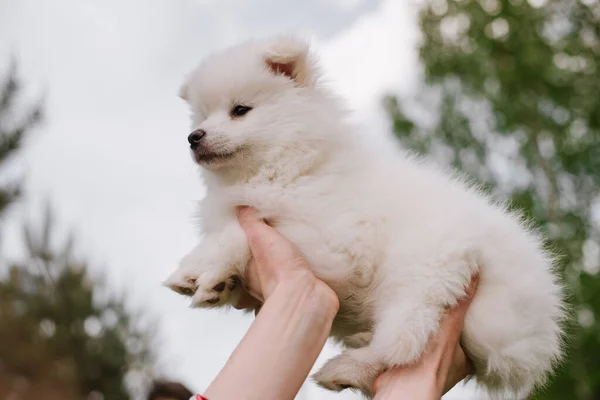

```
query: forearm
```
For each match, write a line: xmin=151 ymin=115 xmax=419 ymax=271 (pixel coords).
xmin=204 ymin=273 xmax=339 ymax=400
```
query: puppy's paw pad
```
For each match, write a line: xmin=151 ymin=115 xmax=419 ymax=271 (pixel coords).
xmin=175 ymin=286 xmax=195 ymax=296
xmin=164 ymin=274 xmax=198 ymax=297
xmin=192 ymin=275 xmax=240 ymax=307
xmin=212 ymin=282 xmax=226 ymax=292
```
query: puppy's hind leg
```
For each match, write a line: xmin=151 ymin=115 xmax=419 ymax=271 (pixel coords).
xmin=314 ymin=295 xmax=455 ymax=397
xmin=370 ymin=259 xmax=476 ymax=367
xmin=313 ymin=300 xmax=444 ymax=400
xmin=344 ymin=331 xmax=374 ymax=349
xmin=370 ymin=297 xmax=446 ymax=366
xmin=313 ymin=346 xmax=382 ymax=398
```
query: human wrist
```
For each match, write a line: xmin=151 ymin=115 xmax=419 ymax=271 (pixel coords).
xmin=205 ymin=270 xmax=338 ymax=400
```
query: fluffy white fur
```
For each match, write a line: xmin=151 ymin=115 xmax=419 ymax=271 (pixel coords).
xmin=165 ymin=35 xmax=565 ymax=399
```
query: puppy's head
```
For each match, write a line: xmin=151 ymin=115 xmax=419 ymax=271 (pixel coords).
xmin=178 ymin=35 xmax=336 ymax=172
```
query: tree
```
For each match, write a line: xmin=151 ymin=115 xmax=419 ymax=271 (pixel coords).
xmin=0 ymin=67 xmax=156 ymax=399
xmin=386 ymin=0 xmax=600 ymax=398
xmin=0 ymin=63 xmax=42 ymax=221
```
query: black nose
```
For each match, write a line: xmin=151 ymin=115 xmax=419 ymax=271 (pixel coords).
xmin=187 ymin=129 xmax=206 ymax=149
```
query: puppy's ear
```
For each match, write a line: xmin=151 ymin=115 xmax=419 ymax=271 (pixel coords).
xmin=178 ymin=80 xmax=190 ymax=101
xmin=264 ymin=36 xmax=318 ymax=87
xmin=178 ymin=70 xmax=193 ymax=101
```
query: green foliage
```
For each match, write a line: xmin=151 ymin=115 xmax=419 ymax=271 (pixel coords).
xmin=0 ymin=66 xmax=155 ymax=399
xmin=0 ymin=62 xmax=42 ymax=220
xmin=387 ymin=0 xmax=600 ymax=398
xmin=0 ymin=207 xmax=155 ymax=399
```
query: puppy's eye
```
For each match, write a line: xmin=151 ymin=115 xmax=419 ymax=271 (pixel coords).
xmin=231 ymin=105 xmax=252 ymax=117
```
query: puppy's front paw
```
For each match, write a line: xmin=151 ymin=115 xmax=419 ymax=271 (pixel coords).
xmin=164 ymin=268 xmax=199 ymax=297
xmin=164 ymin=265 xmax=241 ymax=306
xmin=313 ymin=349 xmax=381 ymax=398
xmin=164 ymin=241 xmax=245 ymax=307
xmin=164 ymin=261 xmax=242 ymax=307
xmin=191 ymin=275 xmax=241 ymax=307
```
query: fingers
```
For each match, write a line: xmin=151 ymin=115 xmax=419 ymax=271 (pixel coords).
xmin=442 ymin=346 xmax=471 ymax=394
xmin=440 ymin=274 xmax=479 ymax=335
xmin=434 ymin=274 xmax=479 ymax=383
xmin=423 ymin=274 xmax=479 ymax=370
xmin=457 ymin=273 xmax=479 ymax=310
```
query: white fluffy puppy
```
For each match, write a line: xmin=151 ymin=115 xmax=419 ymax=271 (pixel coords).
xmin=165 ymin=35 xmax=565 ymax=398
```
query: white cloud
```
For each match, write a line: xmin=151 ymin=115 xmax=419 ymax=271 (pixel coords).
xmin=319 ymin=0 xmax=421 ymax=111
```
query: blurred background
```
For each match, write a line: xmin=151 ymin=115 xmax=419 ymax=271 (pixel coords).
xmin=0 ymin=0 xmax=598 ymax=399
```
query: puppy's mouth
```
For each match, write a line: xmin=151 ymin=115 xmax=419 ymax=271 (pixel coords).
xmin=194 ymin=150 xmax=238 ymax=164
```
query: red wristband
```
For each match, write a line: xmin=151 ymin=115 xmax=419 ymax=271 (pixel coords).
xmin=193 ymin=395 xmax=208 ymax=400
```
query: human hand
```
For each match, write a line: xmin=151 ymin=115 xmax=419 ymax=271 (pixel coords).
xmin=233 ymin=206 xmax=329 ymax=311
xmin=373 ymin=275 xmax=479 ymax=399
xmin=203 ymin=207 xmax=338 ymax=400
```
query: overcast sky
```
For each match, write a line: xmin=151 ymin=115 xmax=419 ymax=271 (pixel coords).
xmin=0 ymin=0 xmax=480 ymax=398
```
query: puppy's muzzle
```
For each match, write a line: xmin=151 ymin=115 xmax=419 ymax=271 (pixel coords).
xmin=188 ymin=129 xmax=206 ymax=150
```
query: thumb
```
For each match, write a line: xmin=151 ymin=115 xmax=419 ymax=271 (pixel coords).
xmin=236 ymin=206 xmax=278 ymax=256
xmin=236 ymin=206 xmax=269 ymax=240
xmin=236 ymin=206 xmax=298 ymax=267
xmin=236 ymin=206 xmax=261 ymax=229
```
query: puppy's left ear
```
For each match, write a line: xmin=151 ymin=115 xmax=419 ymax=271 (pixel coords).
xmin=178 ymin=79 xmax=190 ymax=102
xmin=178 ymin=70 xmax=194 ymax=102
xmin=264 ymin=36 xmax=318 ymax=87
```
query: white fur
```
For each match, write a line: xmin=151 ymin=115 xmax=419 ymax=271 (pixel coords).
xmin=165 ymin=35 xmax=565 ymax=399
